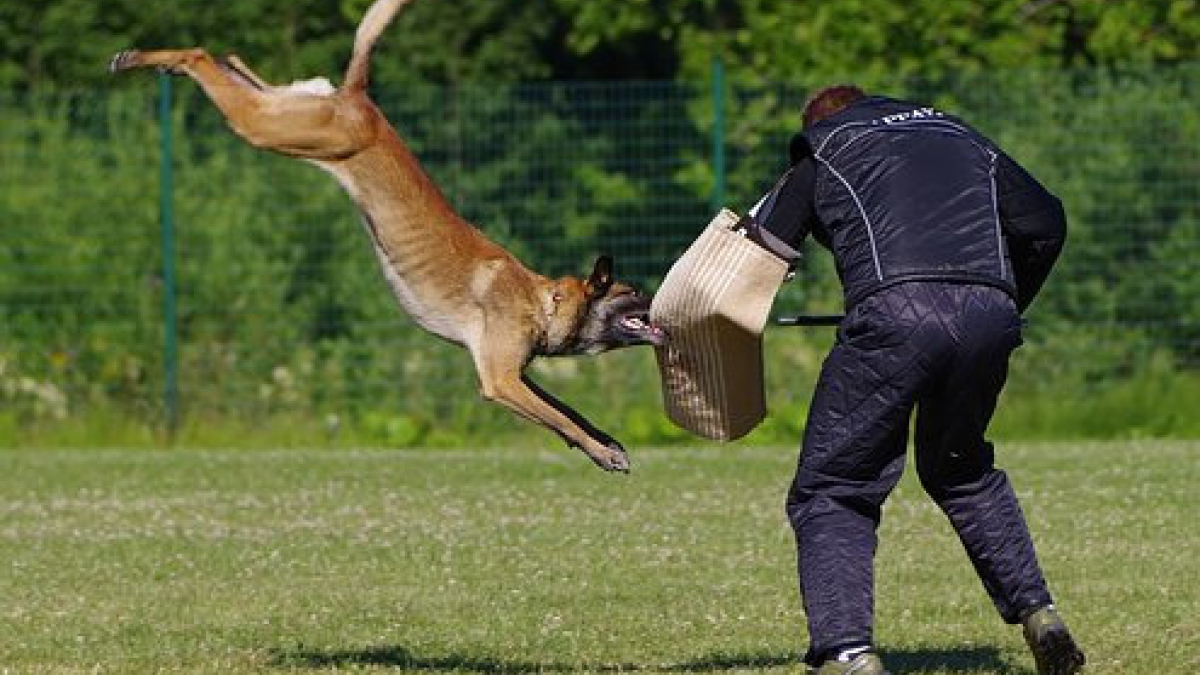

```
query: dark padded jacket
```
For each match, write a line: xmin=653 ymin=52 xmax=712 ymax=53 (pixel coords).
xmin=756 ymin=95 xmax=1066 ymax=312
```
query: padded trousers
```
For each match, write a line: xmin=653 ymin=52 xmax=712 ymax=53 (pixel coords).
xmin=784 ymin=282 xmax=1054 ymax=664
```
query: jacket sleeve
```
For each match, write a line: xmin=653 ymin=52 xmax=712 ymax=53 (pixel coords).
xmin=995 ymin=152 xmax=1067 ymax=312
xmin=753 ymin=156 xmax=820 ymax=252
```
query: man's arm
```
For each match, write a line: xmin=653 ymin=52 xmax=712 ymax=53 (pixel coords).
xmin=995 ymin=152 xmax=1067 ymax=312
xmin=751 ymin=154 xmax=821 ymax=255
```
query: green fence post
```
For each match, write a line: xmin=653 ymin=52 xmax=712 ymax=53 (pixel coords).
xmin=159 ymin=74 xmax=179 ymax=435
xmin=710 ymin=57 xmax=726 ymax=212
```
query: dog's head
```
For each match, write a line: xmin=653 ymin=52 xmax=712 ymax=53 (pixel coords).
xmin=549 ymin=256 xmax=665 ymax=356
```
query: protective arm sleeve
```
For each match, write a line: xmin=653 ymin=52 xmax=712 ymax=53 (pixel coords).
xmin=995 ymin=152 xmax=1067 ymax=312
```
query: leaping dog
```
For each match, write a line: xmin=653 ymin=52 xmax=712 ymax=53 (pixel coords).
xmin=110 ymin=0 xmax=665 ymax=472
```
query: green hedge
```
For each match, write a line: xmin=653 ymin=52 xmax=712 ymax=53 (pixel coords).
xmin=1 ymin=67 xmax=1197 ymax=446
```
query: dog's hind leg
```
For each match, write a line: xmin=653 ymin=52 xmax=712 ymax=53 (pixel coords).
xmin=109 ymin=49 xmax=368 ymax=160
xmin=110 ymin=49 xmax=269 ymax=89
xmin=220 ymin=55 xmax=274 ymax=91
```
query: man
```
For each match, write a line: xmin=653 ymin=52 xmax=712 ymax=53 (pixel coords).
xmin=745 ymin=85 xmax=1084 ymax=675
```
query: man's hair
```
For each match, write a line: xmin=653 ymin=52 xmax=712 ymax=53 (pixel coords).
xmin=802 ymin=85 xmax=867 ymax=128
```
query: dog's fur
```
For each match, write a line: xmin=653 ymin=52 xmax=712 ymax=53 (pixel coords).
xmin=110 ymin=0 xmax=664 ymax=472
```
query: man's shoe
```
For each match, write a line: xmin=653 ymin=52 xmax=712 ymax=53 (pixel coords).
xmin=1022 ymin=606 xmax=1086 ymax=675
xmin=806 ymin=652 xmax=891 ymax=675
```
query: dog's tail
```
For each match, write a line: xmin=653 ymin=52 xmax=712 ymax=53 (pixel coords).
xmin=343 ymin=0 xmax=414 ymax=91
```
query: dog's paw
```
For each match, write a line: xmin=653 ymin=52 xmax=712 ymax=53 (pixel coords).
xmin=598 ymin=441 xmax=630 ymax=474
xmin=109 ymin=50 xmax=143 ymax=74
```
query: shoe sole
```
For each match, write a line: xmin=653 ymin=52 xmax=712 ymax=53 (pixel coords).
xmin=1029 ymin=626 xmax=1086 ymax=675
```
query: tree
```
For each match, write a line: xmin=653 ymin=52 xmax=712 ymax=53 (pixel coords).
xmin=3 ymin=0 xmax=1197 ymax=91
xmin=553 ymin=0 xmax=1200 ymax=84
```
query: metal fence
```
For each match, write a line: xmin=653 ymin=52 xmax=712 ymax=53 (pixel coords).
xmin=1 ymin=65 xmax=1197 ymax=440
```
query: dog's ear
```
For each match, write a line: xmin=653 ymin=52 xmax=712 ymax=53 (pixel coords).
xmin=585 ymin=255 xmax=614 ymax=298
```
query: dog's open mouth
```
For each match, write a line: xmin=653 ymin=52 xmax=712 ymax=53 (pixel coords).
xmin=619 ymin=311 xmax=667 ymax=346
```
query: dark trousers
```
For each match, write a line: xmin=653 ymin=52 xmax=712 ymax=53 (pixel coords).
xmin=785 ymin=282 xmax=1053 ymax=664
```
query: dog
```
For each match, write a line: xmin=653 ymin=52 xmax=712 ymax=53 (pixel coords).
xmin=109 ymin=0 xmax=665 ymax=472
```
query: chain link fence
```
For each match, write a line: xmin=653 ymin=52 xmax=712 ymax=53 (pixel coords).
xmin=2 ymin=65 xmax=1197 ymax=443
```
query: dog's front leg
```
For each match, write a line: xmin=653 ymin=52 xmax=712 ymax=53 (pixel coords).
xmin=472 ymin=344 xmax=629 ymax=472
xmin=519 ymin=374 xmax=630 ymax=465
xmin=486 ymin=375 xmax=630 ymax=473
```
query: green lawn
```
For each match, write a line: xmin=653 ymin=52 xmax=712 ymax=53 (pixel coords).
xmin=1 ymin=441 xmax=1196 ymax=673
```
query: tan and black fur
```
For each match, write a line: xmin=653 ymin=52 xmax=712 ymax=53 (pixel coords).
xmin=109 ymin=0 xmax=664 ymax=471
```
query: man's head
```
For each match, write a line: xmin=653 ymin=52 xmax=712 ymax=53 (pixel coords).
xmin=802 ymin=84 xmax=867 ymax=128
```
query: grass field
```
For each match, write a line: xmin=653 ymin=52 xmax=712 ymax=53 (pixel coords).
xmin=1 ymin=441 xmax=1197 ymax=674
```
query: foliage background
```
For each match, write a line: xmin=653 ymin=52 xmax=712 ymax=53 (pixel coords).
xmin=1 ymin=0 xmax=1198 ymax=448
xmin=3 ymin=0 xmax=1199 ymax=89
